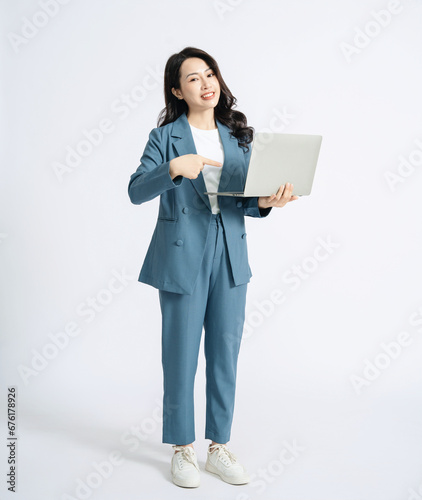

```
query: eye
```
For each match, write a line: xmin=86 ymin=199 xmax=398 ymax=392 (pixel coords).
xmin=189 ymin=72 xmax=214 ymax=82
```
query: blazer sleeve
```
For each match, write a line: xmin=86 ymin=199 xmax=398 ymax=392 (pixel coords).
xmin=239 ymin=142 xmax=272 ymax=218
xmin=128 ymin=128 xmax=185 ymax=205
xmin=242 ymin=196 xmax=272 ymax=218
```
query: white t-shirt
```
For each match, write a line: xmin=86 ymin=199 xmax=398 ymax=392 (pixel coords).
xmin=189 ymin=123 xmax=224 ymax=214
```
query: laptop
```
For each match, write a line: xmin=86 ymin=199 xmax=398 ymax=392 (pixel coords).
xmin=204 ymin=132 xmax=323 ymax=197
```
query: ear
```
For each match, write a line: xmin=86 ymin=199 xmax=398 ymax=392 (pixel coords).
xmin=171 ymin=87 xmax=183 ymax=100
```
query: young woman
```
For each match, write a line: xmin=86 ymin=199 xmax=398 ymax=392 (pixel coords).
xmin=128 ymin=46 xmax=298 ymax=488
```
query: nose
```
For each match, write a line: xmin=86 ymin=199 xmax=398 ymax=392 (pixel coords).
xmin=201 ymin=76 xmax=211 ymax=89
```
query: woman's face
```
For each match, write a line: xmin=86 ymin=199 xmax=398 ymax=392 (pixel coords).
xmin=171 ymin=57 xmax=220 ymax=112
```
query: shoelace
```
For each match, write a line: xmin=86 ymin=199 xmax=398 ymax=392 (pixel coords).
xmin=172 ymin=445 xmax=199 ymax=471
xmin=209 ymin=443 xmax=238 ymax=466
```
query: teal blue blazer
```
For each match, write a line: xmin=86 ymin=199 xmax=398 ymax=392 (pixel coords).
xmin=128 ymin=111 xmax=272 ymax=294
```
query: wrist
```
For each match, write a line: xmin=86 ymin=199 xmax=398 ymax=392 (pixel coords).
xmin=169 ymin=159 xmax=179 ymax=180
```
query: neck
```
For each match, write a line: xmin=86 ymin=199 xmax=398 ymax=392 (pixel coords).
xmin=186 ymin=108 xmax=217 ymax=130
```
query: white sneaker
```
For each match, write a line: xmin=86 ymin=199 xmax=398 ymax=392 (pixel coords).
xmin=205 ymin=443 xmax=250 ymax=485
xmin=171 ymin=445 xmax=200 ymax=488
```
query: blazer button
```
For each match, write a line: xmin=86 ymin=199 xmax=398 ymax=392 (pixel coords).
xmin=236 ymin=201 xmax=243 ymax=208
xmin=176 ymin=239 xmax=183 ymax=246
xmin=241 ymin=233 xmax=247 ymax=239
xmin=182 ymin=207 xmax=190 ymax=214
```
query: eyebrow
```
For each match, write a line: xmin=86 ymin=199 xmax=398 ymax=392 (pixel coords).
xmin=185 ymin=67 xmax=212 ymax=79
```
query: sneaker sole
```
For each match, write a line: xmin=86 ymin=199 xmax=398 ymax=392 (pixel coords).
xmin=205 ymin=461 xmax=250 ymax=485
xmin=172 ymin=474 xmax=200 ymax=488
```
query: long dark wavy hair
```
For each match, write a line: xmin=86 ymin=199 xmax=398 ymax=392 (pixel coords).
xmin=157 ymin=46 xmax=254 ymax=152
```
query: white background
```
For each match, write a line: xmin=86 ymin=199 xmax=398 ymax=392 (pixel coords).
xmin=1 ymin=0 xmax=422 ymax=499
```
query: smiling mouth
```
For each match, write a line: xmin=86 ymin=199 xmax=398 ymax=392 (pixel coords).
xmin=201 ymin=92 xmax=215 ymax=99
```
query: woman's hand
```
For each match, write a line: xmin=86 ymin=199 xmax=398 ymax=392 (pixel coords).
xmin=258 ymin=183 xmax=299 ymax=209
xmin=169 ymin=154 xmax=222 ymax=180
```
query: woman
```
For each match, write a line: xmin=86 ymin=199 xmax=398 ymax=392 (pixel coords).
xmin=128 ymin=46 xmax=298 ymax=488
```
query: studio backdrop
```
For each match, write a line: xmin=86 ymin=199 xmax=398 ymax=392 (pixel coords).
xmin=1 ymin=0 xmax=422 ymax=499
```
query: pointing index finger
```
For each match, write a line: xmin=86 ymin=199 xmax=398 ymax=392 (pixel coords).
xmin=200 ymin=155 xmax=223 ymax=167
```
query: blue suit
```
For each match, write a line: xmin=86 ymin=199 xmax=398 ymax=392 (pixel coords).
xmin=128 ymin=111 xmax=271 ymax=445
xmin=128 ymin=111 xmax=271 ymax=295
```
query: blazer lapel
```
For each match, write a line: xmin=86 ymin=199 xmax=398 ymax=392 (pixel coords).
xmin=215 ymin=118 xmax=247 ymax=194
xmin=171 ymin=111 xmax=246 ymax=210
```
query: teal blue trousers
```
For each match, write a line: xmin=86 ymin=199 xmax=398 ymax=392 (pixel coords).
xmin=159 ymin=212 xmax=248 ymax=445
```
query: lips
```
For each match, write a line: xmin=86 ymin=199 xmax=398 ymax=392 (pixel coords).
xmin=201 ymin=92 xmax=215 ymax=99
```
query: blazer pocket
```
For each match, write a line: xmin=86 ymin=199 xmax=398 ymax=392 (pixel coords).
xmin=157 ymin=216 xmax=178 ymax=223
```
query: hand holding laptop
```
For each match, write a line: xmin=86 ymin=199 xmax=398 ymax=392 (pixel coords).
xmin=257 ymin=182 xmax=299 ymax=210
